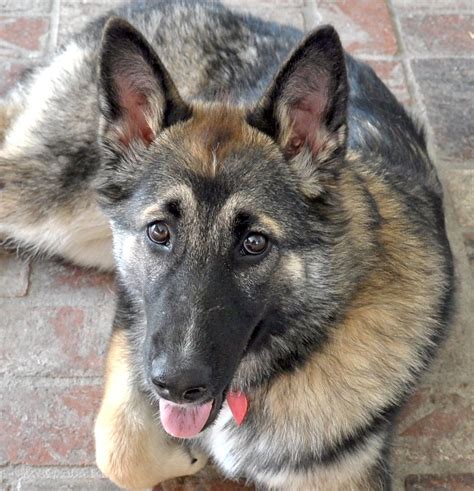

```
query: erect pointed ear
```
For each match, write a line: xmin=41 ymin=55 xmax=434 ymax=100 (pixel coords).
xmin=99 ymin=18 xmax=191 ymax=147
xmin=247 ymin=25 xmax=348 ymax=196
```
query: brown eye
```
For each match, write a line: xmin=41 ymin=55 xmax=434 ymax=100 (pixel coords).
xmin=242 ymin=233 xmax=268 ymax=255
xmin=147 ymin=221 xmax=170 ymax=245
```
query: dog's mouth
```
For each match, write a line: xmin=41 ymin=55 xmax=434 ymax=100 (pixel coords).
xmin=158 ymin=392 xmax=224 ymax=439
xmin=157 ymin=320 xmax=264 ymax=439
xmin=159 ymin=388 xmax=249 ymax=439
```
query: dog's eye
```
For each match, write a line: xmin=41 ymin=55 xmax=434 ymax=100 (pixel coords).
xmin=147 ymin=221 xmax=170 ymax=245
xmin=242 ymin=233 xmax=268 ymax=255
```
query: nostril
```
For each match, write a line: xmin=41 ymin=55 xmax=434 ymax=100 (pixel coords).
xmin=150 ymin=356 xmax=212 ymax=402
xmin=151 ymin=377 xmax=167 ymax=390
xmin=182 ymin=385 xmax=208 ymax=402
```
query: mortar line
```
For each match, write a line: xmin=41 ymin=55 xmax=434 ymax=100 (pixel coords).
xmin=47 ymin=0 xmax=61 ymax=55
xmin=0 ymin=375 xmax=103 ymax=387
xmin=1 ymin=464 xmax=104 ymax=481
xmin=302 ymin=0 xmax=320 ymax=32
xmin=385 ymin=0 xmax=439 ymax=160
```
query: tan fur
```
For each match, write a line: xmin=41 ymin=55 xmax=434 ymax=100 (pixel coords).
xmin=258 ymin=214 xmax=284 ymax=239
xmin=255 ymin=434 xmax=386 ymax=490
xmin=161 ymin=103 xmax=273 ymax=178
xmin=254 ymin=164 xmax=445 ymax=460
xmin=280 ymin=252 xmax=305 ymax=283
xmin=0 ymin=189 xmax=114 ymax=270
xmin=95 ymin=329 xmax=208 ymax=490
xmin=183 ymin=104 xmax=246 ymax=176
xmin=0 ymin=169 xmax=16 ymax=219
xmin=214 ymin=192 xmax=285 ymax=241
xmin=214 ymin=192 xmax=252 ymax=230
xmin=140 ymin=184 xmax=197 ymax=225
xmin=0 ymin=103 xmax=18 ymax=144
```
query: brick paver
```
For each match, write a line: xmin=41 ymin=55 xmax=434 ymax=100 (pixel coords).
xmin=1 ymin=384 xmax=101 ymax=466
xmin=17 ymin=479 xmax=119 ymax=490
xmin=0 ymin=16 xmax=50 ymax=56
xmin=1 ymin=305 xmax=112 ymax=376
xmin=398 ymin=13 xmax=474 ymax=57
xmin=305 ymin=0 xmax=398 ymax=56
xmin=0 ymin=250 xmax=29 ymax=298
xmin=411 ymin=59 xmax=474 ymax=162
xmin=0 ymin=60 xmax=31 ymax=96
xmin=0 ymin=1 xmax=472 ymax=490
xmin=405 ymin=474 xmax=474 ymax=491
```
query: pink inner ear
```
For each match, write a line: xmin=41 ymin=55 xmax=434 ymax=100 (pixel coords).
xmin=287 ymin=97 xmax=327 ymax=158
xmin=116 ymin=76 xmax=155 ymax=146
xmin=286 ymin=82 xmax=329 ymax=159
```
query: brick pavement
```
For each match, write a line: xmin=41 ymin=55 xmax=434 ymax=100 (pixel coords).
xmin=0 ymin=1 xmax=472 ymax=489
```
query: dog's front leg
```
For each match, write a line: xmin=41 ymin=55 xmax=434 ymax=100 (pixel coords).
xmin=95 ymin=328 xmax=208 ymax=490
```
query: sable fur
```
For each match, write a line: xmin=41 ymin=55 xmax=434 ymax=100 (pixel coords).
xmin=0 ymin=1 xmax=454 ymax=490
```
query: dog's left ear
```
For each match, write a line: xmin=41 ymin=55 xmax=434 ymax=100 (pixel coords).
xmin=247 ymin=25 xmax=348 ymax=197
xmin=98 ymin=18 xmax=191 ymax=148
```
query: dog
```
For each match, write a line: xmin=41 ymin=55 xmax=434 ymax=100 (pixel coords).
xmin=0 ymin=1 xmax=454 ymax=489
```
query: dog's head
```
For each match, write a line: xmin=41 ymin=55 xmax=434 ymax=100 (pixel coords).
xmin=96 ymin=18 xmax=352 ymax=437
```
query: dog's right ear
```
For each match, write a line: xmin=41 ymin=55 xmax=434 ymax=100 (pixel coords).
xmin=99 ymin=18 xmax=191 ymax=148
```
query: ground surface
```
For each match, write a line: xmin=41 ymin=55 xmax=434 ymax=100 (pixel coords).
xmin=0 ymin=0 xmax=472 ymax=490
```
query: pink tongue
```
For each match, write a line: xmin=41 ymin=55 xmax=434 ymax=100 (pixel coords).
xmin=159 ymin=399 xmax=213 ymax=439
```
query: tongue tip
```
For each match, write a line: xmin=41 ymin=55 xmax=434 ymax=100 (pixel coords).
xmin=163 ymin=426 xmax=203 ymax=439
xmin=159 ymin=399 xmax=213 ymax=439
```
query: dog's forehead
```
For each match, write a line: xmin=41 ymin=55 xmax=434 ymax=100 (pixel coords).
xmin=161 ymin=102 xmax=278 ymax=178
xmin=138 ymin=103 xmax=292 ymax=231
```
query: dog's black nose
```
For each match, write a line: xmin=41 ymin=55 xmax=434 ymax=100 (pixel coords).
xmin=150 ymin=357 xmax=211 ymax=403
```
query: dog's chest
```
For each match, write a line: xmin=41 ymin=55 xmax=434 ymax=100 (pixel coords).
xmin=198 ymin=406 xmax=256 ymax=478
xmin=197 ymin=405 xmax=285 ymax=482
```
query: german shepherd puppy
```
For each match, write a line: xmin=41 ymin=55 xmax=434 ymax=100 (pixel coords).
xmin=0 ymin=1 xmax=454 ymax=489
